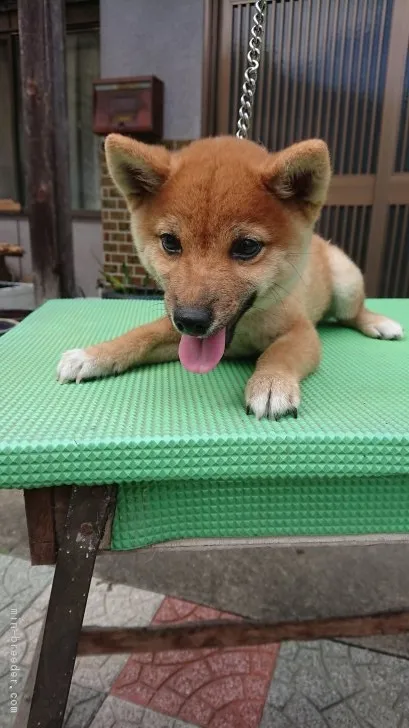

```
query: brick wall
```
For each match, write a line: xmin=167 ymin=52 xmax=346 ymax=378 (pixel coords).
xmin=101 ymin=141 xmax=192 ymax=289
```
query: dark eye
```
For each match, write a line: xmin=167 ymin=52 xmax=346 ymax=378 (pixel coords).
xmin=160 ymin=233 xmax=182 ymax=255
xmin=231 ymin=238 xmax=263 ymax=260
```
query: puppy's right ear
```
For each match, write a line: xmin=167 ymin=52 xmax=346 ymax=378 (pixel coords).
xmin=105 ymin=134 xmax=170 ymax=206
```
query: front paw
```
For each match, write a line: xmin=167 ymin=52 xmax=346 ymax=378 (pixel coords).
xmin=57 ymin=348 xmax=114 ymax=383
xmin=245 ymin=371 xmax=300 ymax=420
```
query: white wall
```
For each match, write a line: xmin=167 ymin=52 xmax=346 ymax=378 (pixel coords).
xmin=0 ymin=218 xmax=103 ymax=297
xmin=100 ymin=0 xmax=204 ymax=140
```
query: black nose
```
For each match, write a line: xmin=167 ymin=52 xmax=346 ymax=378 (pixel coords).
xmin=173 ymin=306 xmax=213 ymax=336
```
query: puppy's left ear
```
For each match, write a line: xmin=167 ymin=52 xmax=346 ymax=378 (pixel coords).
xmin=263 ymin=139 xmax=331 ymax=222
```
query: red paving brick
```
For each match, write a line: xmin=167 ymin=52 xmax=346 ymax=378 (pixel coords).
xmin=111 ymin=597 xmax=279 ymax=728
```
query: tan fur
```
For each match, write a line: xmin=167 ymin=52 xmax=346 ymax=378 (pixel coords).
xmin=57 ymin=135 xmax=403 ymax=419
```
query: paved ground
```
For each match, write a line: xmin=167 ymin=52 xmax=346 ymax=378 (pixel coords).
xmin=1 ymin=489 xmax=409 ymax=727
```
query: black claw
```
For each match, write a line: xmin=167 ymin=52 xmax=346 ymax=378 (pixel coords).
xmin=245 ymin=405 xmax=251 ymax=416
xmin=267 ymin=408 xmax=298 ymax=422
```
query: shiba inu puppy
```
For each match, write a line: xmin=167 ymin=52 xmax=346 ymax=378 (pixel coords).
xmin=57 ymin=135 xmax=403 ymax=419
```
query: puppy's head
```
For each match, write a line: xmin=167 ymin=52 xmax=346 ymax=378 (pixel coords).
xmin=105 ymin=134 xmax=330 ymax=373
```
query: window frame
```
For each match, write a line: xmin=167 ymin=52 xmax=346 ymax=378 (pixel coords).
xmin=0 ymin=0 xmax=100 ymax=219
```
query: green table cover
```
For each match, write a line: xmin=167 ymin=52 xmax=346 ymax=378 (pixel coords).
xmin=0 ymin=299 xmax=408 ymax=550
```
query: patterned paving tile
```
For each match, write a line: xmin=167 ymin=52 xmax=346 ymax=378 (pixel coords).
xmin=261 ymin=640 xmax=409 ymax=728
xmin=112 ymin=597 xmax=279 ymax=728
xmin=0 ymin=558 xmax=164 ymax=726
xmin=0 ymin=555 xmax=53 ymax=638
xmin=72 ymin=579 xmax=164 ymax=695
xmin=64 ymin=683 xmax=105 ymax=728
xmin=88 ymin=694 xmax=198 ymax=728
xmin=82 ymin=579 xmax=164 ymax=629
xmin=0 ymin=584 xmax=51 ymax=669
xmin=0 ymin=576 xmax=163 ymax=693
xmin=0 ymin=656 xmax=28 ymax=728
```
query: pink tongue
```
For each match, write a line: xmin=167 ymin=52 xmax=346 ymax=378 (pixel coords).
xmin=179 ymin=329 xmax=226 ymax=374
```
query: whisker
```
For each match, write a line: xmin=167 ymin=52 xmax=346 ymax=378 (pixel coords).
xmin=286 ymin=258 xmax=307 ymax=288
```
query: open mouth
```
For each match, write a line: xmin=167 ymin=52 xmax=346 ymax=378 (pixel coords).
xmin=178 ymin=292 xmax=256 ymax=375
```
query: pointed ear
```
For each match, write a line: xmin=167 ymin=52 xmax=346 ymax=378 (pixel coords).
xmin=263 ymin=139 xmax=331 ymax=220
xmin=104 ymin=133 xmax=170 ymax=205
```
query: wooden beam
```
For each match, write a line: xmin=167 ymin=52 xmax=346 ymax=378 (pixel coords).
xmin=78 ymin=610 xmax=409 ymax=656
xmin=325 ymin=175 xmax=375 ymax=207
xmin=364 ymin=0 xmax=409 ymax=296
xmin=388 ymin=173 xmax=409 ymax=205
xmin=18 ymin=0 xmax=76 ymax=306
xmin=201 ymin=0 xmax=221 ymax=136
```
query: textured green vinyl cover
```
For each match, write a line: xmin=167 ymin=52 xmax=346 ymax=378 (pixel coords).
xmin=0 ymin=298 xmax=408 ymax=549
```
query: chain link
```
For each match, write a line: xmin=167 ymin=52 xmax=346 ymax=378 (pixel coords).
xmin=236 ymin=0 xmax=267 ymax=139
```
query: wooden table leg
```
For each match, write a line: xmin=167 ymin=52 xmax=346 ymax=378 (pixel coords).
xmin=25 ymin=485 xmax=116 ymax=728
xmin=24 ymin=488 xmax=57 ymax=565
xmin=24 ymin=486 xmax=72 ymax=566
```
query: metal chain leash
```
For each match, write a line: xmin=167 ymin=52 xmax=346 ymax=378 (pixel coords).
xmin=236 ymin=0 xmax=267 ymax=139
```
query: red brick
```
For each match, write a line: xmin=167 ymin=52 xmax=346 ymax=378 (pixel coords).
xmin=167 ymin=661 xmax=212 ymax=697
xmin=236 ymin=700 xmax=265 ymax=728
xmin=198 ymin=676 xmax=244 ymax=709
xmin=209 ymin=701 xmax=261 ymax=728
xmin=208 ymin=710 xmax=237 ymax=728
xmin=208 ymin=652 xmax=251 ymax=676
xmin=179 ymin=695 xmax=214 ymax=726
xmin=251 ymin=652 xmax=277 ymax=677
xmin=140 ymin=665 xmax=176 ymax=690
xmin=149 ymin=687 xmax=185 ymax=716
xmin=243 ymin=675 xmax=268 ymax=701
